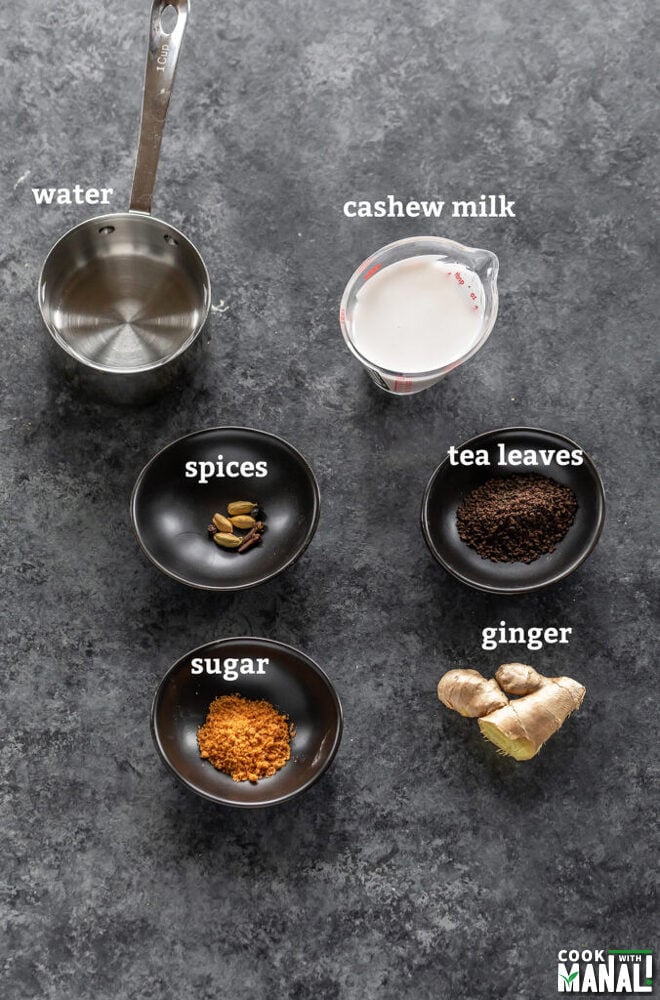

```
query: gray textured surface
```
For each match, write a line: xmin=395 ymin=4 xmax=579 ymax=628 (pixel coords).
xmin=1 ymin=1 xmax=658 ymax=998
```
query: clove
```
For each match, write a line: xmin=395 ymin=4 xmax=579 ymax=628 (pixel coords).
xmin=238 ymin=532 xmax=262 ymax=553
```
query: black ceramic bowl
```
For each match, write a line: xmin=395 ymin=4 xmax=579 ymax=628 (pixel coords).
xmin=131 ymin=427 xmax=320 ymax=591
xmin=421 ymin=427 xmax=605 ymax=594
xmin=151 ymin=637 xmax=343 ymax=807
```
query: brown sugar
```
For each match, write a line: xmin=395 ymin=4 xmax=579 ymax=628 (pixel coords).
xmin=197 ymin=693 xmax=294 ymax=783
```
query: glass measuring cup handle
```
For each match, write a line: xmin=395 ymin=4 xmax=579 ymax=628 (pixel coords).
xmin=130 ymin=0 xmax=190 ymax=215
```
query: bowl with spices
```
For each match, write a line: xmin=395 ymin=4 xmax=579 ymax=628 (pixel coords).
xmin=421 ymin=427 xmax=605 ymax=594
xmin=151 ymin=637 xmax=343 ymax=807
xmin=131 ymin=427 xmax=320 ymax=591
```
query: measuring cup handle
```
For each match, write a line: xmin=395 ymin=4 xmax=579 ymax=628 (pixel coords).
xmin=129 ymin=0 xmax=190 ymax=215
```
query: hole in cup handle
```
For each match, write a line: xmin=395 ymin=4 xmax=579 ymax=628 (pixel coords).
xmin=159 ymin=4 xmax=178 ymax=34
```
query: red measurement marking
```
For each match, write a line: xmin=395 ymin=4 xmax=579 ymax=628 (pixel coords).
xmin=454 ymin=272 xmax=464 ymax=285
xmin=473 ymin=304 xmax=479 ymax=310
xmin=470 ymin=292 xmax=477 ymax=300
xmin=339 ymin=307 xmax=346 ymax=324
xmin=363 ymin=264 xmax=382 ymax=281
xmin=394 ymin=377 xmax=413 ymax=393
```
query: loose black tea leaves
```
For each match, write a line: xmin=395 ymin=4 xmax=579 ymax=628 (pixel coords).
xmin=456 ymin=474 xmax=578 ymax=563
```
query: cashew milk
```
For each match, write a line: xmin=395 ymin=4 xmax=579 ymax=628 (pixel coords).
xmin=352 ymin=255 xmax=484 ymax=373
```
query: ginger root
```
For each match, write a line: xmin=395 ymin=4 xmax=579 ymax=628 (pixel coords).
xmin=437 ymin=663 xmax=585 ymax=761
xmin=437 ymin=669 xmax=508 ymax=717
xmin=494 ymin=662 xmax=547 ymax=696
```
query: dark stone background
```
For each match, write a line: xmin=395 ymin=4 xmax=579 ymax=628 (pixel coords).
xmin=1 ymin=1 xmax=657 ymax=997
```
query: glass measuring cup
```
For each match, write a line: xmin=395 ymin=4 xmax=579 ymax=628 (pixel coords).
xmin=339 ymin=236 xmax=499 ymax=395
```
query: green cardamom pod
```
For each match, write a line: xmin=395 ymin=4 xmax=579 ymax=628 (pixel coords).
xmin=227 ymin=501 xmax=257 ymax=516
xmin=230 ymin=515 xmax=256 ymax=529
xmin=213 ymin=532 xmax=243 ymax=549
xmin=212 ymin=513 xmax=234 ymax=533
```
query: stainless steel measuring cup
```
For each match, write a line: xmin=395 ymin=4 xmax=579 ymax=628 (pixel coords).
xmin=38 ymin=0 xmax=211 ymax=403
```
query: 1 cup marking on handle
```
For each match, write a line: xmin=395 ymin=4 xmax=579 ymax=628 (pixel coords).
xmin=156 ymin=42 xmax=170 ymax=72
